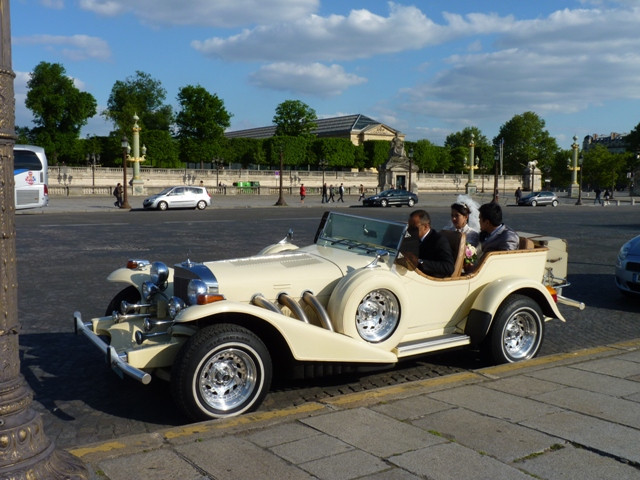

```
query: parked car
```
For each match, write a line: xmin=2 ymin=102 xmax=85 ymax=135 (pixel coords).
xmin=74 ymin=211 xmax=583 ymax=421
xmin=362 ymin=189 xmax=418 ymax=207
xmin=518 ymin=191 xmax=559 ymax=207
xmin=143 ymin=186 xmax=211 ymax=210
xmin=615 ymin=234 xmax=640 ymax=296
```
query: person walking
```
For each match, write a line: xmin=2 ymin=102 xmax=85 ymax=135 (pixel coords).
xmin=515 ymin=187 xmax=522 ymax=205
xmin=322 ymin=183 xmax=328 ymax=203
xmin=358 ymin=184 xmax=365 ymax=201
xmin=328 ymin=184 xmax=335 ymax=202
xmin=338 ymin=183 xmax=345 ymax=202
xmin=594 ymin=188 xmax=602 ymax=205
xmin=299 ymin=184 xmax=306 ymax=204
xmin=113 ymin=183 xmax=123 ymax=208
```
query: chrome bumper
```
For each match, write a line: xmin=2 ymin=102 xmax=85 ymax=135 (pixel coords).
xmin=73 ymin=311 xmax=152 ymax=385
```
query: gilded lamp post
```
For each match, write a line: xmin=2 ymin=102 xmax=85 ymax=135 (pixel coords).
xmin=129 ymin=114 xmax=147 ymax=195
xmin=0 ymin=1 xmax=88 ymax=477
xmin=465 ymin=133 xmax=477 ymax=194
xmin=569 ymin=135 xmax=580 ymax=198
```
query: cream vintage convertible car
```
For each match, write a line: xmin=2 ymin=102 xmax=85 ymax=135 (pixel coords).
xmin=74 ymin=211 xmax=583 ymax=421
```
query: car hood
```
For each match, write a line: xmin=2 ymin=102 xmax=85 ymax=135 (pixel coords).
xmin=199 ymin=245 xmax=382 ymax=303
xmin=620 ymin=235 xmax=640 ymax=258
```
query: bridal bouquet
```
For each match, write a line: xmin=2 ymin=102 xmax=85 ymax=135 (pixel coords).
xmin=464 ymin=243 xmax=477 ymax=265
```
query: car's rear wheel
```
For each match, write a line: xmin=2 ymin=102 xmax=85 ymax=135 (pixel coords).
xmin=408 ymin=198 xmax=415 ymax=207
xmin=196 ymin=200 xmax=207 ymax=210
xmin=158 ymin=201 xmax=168 ymax=211
xmin=485 ymin=294 xmax=544 ymax=363
xmin=171 ymin=324 xmax=272 ymax=421
xmin=380 ymin=199 xmax=388 ymax=207
xmin=530 ymin=200 xmax=537 ymax=207
xmin=551 ymin=200 xmax=558 ymax=207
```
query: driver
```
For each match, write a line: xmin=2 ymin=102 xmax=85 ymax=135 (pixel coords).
xmin=402 ymin=209 xmax=454 ymax=278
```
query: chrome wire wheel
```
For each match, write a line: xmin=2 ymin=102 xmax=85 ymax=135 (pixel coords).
xmin=355 ymin=289 xmax=400 ymax=342
xmin=489 ymin=294 xmax=544 ymax=363
xmin=501 ymin=309 xmax=539 ymax=360
xmin=198 ymin=347 xmax=257 ymax=413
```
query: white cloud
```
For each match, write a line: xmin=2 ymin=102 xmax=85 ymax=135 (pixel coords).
xmin=13 ymin=35 xmax=111 ymax=61
xmin=79 ymin=0 xmax=319 ymax=27
xmin=192 ymin=4 xmax=446 ymax=62
xmin=249 ymin=63 xmax=366 ymax=96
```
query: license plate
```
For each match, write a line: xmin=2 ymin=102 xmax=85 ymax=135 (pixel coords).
xmin=633 ymin=273 xmax=640 ymax=283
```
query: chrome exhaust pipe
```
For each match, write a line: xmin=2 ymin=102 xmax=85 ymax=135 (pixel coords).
xmin=302 ymin=290 xmax=334 ymax=332
xmin=251 ymin=294 xmax=281 ymax=313
xmin=135 ymin=329 xmax=170 ymax=345
xmin=277 ymin=292 xmax=310 ymax=324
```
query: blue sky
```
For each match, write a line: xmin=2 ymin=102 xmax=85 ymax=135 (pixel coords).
xmin=10 ymin=0 xmax=640 ymax=148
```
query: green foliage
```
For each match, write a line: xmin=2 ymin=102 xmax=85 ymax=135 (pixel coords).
xmin=273 ymin=100 xmax=317 ymax=137
xmin=309 ymin=138 xmax=356 ymax=169
xmin=494 ymin=112 xmax=559 ymax=174
xmin=444 ymin=126 xmax=492 ymax=174
xmin=25 ymin=62 xmax=97 ymax=163
xmin=142 ymin=130 xmax=180 ymax=168
xmin=363 ymin=140 xmax=390 ymax=169
xmin=626 ymin=121 xmax=640 ymax=154
xmin=583 ymin=145 xmax=626 ymax=190
xmin=224 ymin=138 xmax=266 ymax=167
xmin=266 ymin=136 xmax=309 ymax=167
xmin=104 ymin=71 xmax=173 ymax=134
xmin=175 ymin=85 xmax=232 ymax=166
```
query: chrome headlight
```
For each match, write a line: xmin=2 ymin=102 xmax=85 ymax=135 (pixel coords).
xmin=150 ymin=262 xmax=169 ymax=289
xmin=142 ymin=281 xmax=159 ymax=301
xmin=168 ymin=296 xmax=186 ymax=319
xmin=187 ymin=279 xmax=208 ymax=305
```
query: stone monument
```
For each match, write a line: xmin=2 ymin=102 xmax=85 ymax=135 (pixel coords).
xmin=378 ymin=134 xmax=417 ymax=191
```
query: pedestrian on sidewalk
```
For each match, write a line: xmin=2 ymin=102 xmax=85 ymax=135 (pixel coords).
xmin=338 ymin=183 xmax=345 ymax=202
xmin=358 ymin=184 xmax=365 ymax=201
xmin=594 ymin=188 xmax=602 ymax=205
xmin=515 ymin=186 xmax=522 ymax=205
xmin=322 ymin=183 xmax=328 ymax=203
xmin=113 ymin=183 xmax=123 ymax=207
xmin=328 ymin=184 xmax=335 ymax=202
xmin=299 ymin=184 xmax=306 ymax=204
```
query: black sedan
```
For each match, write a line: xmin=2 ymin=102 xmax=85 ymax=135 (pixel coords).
xmin=518 ymin=191 xmax=558 ymax=207
xmin=362 ymin=189 xmax=418 ymax=207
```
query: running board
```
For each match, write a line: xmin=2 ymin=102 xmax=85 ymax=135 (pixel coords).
xmin=396 ymin=334 xmax=471 ymax=358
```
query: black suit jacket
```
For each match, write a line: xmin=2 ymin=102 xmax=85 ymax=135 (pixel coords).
xmin=417 ymin=229 xmax=455 ymax=278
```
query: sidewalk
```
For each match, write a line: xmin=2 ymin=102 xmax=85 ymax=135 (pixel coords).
xmin=69 ymin=339 xmax=640 ymax=480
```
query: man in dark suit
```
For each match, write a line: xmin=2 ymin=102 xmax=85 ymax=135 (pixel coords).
xmin=403 ymin=209 xmax=454 ymax=278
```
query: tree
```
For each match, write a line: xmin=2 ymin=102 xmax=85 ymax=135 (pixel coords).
xmin=104 ymin=71 xmax=172 ymax=134
xmin=175 ymin=85 xmax=232 ymax=168
xmin=583 ymin=145 xmax=626 ymax=191
xmin=25 ymin=61 xmax=97 ymax=163
xmin=273 ymin=100 xmax=317 ymax=137
xmin=494 ymin=112 xmax=558 ymax=174
xmin=445 ymin=127 xmax=491 ymax=173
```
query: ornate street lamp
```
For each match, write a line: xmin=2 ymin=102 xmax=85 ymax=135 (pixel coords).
xmin=576 ymin=155 xmax=584 ymax=206
xmin=86 ymin=152 xmax=100 ymax=194
xmin=319 ymin=158 xmax=328 ymax=202
xmin=213 ymin=158 xmax=223 ymax=189
xmin=121 ymin=135 xmax=131 ymax=209
xmin=275 ymin=146 xmax=287 ymax=206
xmin=465 ymin=133 xmax=477 ymax=194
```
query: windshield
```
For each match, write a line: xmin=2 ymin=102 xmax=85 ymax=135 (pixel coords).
xmin=315 ymin=212 xmax=407 ymax=256
xmin=157 ymin=187 xmax=173 ymax=195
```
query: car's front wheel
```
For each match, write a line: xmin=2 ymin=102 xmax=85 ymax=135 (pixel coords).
xmin=530 ymin=200 xmax=537 ymax=207
xmin=196 ymin=200 xmax=207 ymax=210
xmin=551 ymin=200 xmax=558 ymax=207
xmin=104 ymin=286 xmax=141 ymax=317
xmin=158 ymin=201 xmax=168 ymax=211
xmin=408 ymin=198 xmax=415 ymax=207
xmin=485 ymin=294 xmax=544 ymax=363
xmin=171 ymin=324 xmax=272 ymax=421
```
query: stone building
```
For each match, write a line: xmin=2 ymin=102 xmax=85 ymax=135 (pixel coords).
xmin=225 ymin=114 xmax=404 ymax=146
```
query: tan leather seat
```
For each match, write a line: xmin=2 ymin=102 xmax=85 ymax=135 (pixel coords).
xmin=439 ymin=230 xmax=466 ymax=278
xmin=518 ymin=236 xmax=535 ymax=250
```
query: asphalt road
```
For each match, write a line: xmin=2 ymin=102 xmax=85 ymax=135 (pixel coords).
xmin=14 ymin=199 xmax=640 ymax=448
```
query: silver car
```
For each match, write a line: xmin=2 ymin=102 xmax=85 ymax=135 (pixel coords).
xmin=143 ymin=186 xmax=211 ymax=210
xmin=518 ymin=191 xmax=559 ymax=207
xmin=615 ymin=234 xmax=640 ymax=296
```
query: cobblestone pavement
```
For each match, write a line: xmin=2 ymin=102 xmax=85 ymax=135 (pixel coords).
xmin=14 ymin=192 xmax=640 ymax=451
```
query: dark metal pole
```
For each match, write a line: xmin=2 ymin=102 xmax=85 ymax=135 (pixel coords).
xmin=275 ymin=147 xmax=287 ymax=206
xmin=121 ymin=136 xmax=131 ymax=209
xmin=576 ymin=156 xmax=583 ymax=205
xmin=0 ymin=2 xmax=88 ymax=477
